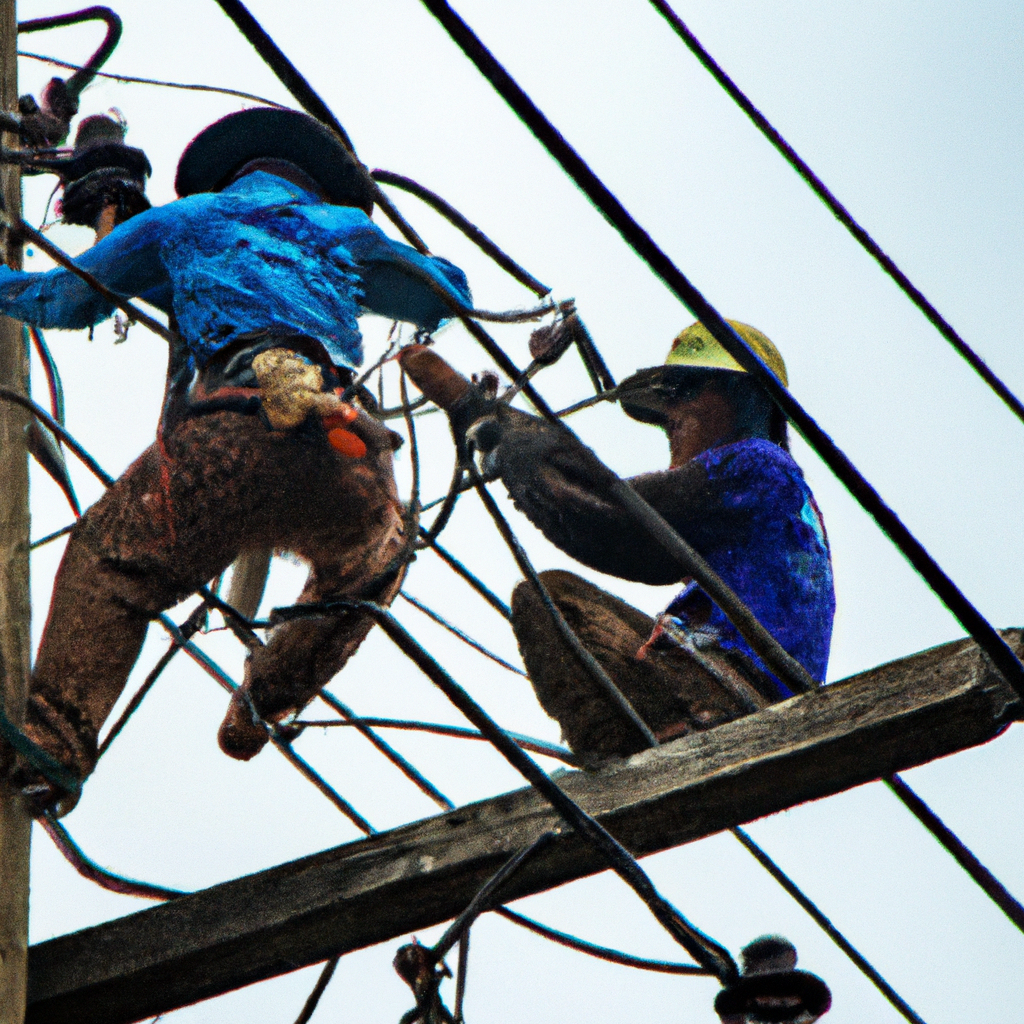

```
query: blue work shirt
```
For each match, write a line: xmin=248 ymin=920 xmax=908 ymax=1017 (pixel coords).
xmin=659 ymin=439 xmax=835 ymax=697
xmin=0 ymin=171 xmax=471 ymax=371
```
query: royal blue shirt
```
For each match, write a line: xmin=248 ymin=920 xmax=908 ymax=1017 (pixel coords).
xmin=660 ymin=439 xmax=835 ymax=696
xmin=496 ymin=424 xmax=835 ymax=701
xmin=0 ymin=171 xmax=471 ymax=370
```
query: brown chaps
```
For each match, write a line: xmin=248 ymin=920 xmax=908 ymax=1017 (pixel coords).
xmin=22 ymin=408 xmax=405 ymax=790
xmin=510 ymin=570 xmax=770 ymax=761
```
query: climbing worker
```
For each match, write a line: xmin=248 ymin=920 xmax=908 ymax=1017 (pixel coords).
xmin=0 ymin=107 xmax=472 ymax=815
xmin=399 ymin=321 xmax=835 ymax=764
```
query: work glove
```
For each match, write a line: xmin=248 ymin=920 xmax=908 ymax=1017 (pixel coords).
xmin=398 ymin=345 xmax=503 ymax=467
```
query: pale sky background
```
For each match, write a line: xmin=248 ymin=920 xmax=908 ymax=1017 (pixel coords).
xmin=12 ymin=1 xmax=1024 ymax=1021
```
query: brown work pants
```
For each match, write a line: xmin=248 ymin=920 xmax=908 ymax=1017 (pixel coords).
xmin=24 ymin=407 xmax=405 ymax=790
xmin=511 ymin=570 xmax=769 ymax=762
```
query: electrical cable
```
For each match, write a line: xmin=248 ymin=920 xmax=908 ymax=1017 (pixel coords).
xmin=292 ymin=956 xmax=340 ymax=1024
xmin=18 ymin=50 xmax=288 ymax=108
xmin=399 ymin=591 xmax=527 ymax=676
xmin=733 ymin=826 xmax=928 ymax=1024
xmin=371 ymin=169 xmax=550 ymax=298
xmin=646 ymin=0 xmax=1024 ymax=428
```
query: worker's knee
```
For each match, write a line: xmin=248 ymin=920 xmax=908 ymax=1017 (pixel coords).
xmin=511 ymin=569 xmax=584 ymax=613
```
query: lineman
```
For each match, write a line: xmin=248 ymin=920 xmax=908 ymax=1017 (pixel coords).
xmin=0 ymin=107 xmax=471 ymax=815
xmin=400 ymin=321 xmax=835 ymax=763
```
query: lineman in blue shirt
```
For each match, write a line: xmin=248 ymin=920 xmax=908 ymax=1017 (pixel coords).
xmin=401 ymin=322 xmax=834 ymax=764
xmin=0 ymin=108 xmax=472 ymax=814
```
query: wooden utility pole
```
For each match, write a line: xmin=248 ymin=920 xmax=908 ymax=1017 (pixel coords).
xmin=0 ymin=1 xmax=28 ymax=1022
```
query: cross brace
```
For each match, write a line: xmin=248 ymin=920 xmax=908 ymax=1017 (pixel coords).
xmin=26 ymin=631 xmax=1023 ymax=1024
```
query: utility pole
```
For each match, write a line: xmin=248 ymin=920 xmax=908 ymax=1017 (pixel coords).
xmin=0 ymin=0 xmax=29 ymax=1021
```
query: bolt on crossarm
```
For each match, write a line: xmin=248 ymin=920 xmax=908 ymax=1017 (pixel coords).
xmin=0 ymin=2 xmax=30 ymax=1022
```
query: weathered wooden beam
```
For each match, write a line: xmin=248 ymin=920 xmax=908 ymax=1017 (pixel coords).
xmin=27 ymin=631 xmax=1023 ymax=1024
xmin=0 ymin=2 xmax=29 ymax=1022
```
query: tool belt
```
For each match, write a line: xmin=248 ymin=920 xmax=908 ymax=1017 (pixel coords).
xmin=161 ymin=331 xmax=351 ymax=435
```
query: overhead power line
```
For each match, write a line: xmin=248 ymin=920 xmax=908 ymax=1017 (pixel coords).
xmin=646 ymin=0 xmax=1024 ymax=427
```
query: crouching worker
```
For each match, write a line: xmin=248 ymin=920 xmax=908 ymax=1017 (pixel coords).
xmin=400 ymin=322 xmax=834 ymax=765
xmin=0 ymin=108 xmax=472 ymax=815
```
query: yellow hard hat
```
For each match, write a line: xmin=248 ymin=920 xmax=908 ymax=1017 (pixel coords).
xmin=667 ymin=320 xmax=788 ymax=387
xmin=618 ymin=319 xmax=787 ymax=425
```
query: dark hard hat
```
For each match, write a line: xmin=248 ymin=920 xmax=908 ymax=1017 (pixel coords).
xmin=175 ymin=107 xmax=374 ymax=212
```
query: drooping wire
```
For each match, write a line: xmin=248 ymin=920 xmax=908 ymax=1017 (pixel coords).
xmin=371 ymin=169 xmax=550 ymax=298
xmin=399 ymin=590 xmax=526 ymax=676
xmin=18 ymin=51 xmax=289 ymax=109
xmin=495 ymin=907 xmax=711 ymax=974
xmin=646 ymin=0 xmax=1024 ymax=427
xmin=39 ymin=814 xmax=187 ymax=902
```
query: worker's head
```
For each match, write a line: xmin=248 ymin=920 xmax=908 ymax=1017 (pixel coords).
xmin=58 ymin=113 xmax=152 ymax=239
xmin=618 ymin=320 xmax=789 ymax=459
xmin=174 ymin=108 xmax=375 ymax=212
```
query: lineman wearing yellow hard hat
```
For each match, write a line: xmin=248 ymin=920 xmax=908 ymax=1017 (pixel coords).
xmin=399 ymin=318 xmax=835 ymax=764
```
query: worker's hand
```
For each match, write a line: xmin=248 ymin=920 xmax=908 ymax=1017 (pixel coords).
xmin=398 ymin=345 xmax=500 ymax=457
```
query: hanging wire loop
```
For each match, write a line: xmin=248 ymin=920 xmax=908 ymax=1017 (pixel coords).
xmin=18 ymin=6 xmax=122 ymax=101
xmin=372 ymin=169 xmax=550 ymax=297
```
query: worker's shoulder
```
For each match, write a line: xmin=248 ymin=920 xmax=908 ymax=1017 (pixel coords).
xmin=699 ymin=437 xmax=806 ymax=486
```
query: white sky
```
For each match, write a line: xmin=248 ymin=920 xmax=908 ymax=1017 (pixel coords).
xmin=14 ymin=1 xmax=1024 ymax=1021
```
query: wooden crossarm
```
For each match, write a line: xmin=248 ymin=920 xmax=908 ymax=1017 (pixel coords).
xmin=26 ymin=631 xmax=1023 ymax=1024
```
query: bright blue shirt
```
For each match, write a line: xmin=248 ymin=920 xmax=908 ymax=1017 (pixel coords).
xmin=0 ymin=171 xmax=471 ymax=370
xmin=661 ymin=438 xmax=835 ymax=697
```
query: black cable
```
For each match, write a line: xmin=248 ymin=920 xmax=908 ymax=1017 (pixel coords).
xmin=432 ymin=832 xmax=558 ymax=963
xmin=471 ymin=474 xmax=659 ymax=748
xmin=647 ymin=0 xmax=1024 ymax=428
xmin=886 ymin=774 xmax=1024 ymax=934
xmin=416 ymin=0 xmax=1024 ymax=703
xmin=18 ymin=6 xmax=122 ymax=101
xmin=733 ymin=827 xmax=928 ymax=1024
xmin=293 ymin=956 xmax=340 ymax=1024
xmin=372 ymin=169 xmax=550 ymax=297
xmin=399 ymin=591 xmax=527 ymax=675
xmin=423 ymin=533 xmax=513 ymax=619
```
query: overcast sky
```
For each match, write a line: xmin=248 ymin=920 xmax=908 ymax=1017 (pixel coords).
xmin=14 ymin=1 xmax=1024 ymax=1022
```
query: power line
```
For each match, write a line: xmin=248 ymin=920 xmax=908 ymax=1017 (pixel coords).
xmin=18 ymin=50 xmax=287 ymax=108
xmin=645 ymin=0 xmax=1024 ymax=428
xmin=733 ymin=827 xmax=928 ymax=1024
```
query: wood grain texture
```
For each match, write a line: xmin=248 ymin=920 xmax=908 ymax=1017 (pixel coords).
xmin=0 ymin=2 xmax=30 ymax=1021
xmin=27 ymin=631 xmax=1023 ymax=1024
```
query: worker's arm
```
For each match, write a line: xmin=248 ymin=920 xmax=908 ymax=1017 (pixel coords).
xmin=472 ymin=403 xmax=740 ymax=584
xmin=0 ymin=203 xmax=171 ymax=329
xmin=322 ymin=209 xmax=471 ymax=331
xmin=397 ymin=346 xmax=740 ymax=585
